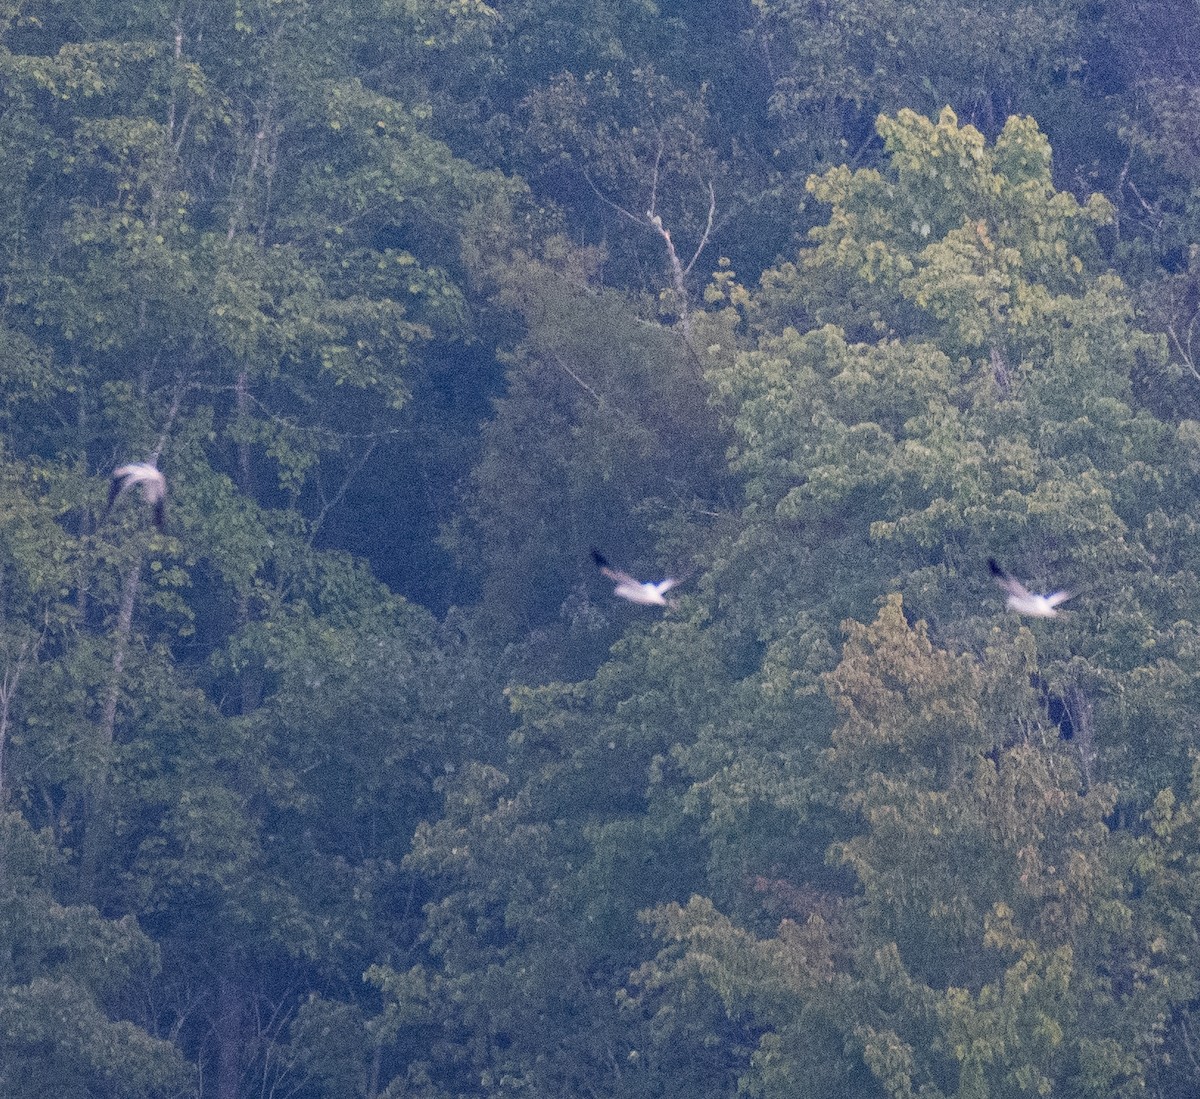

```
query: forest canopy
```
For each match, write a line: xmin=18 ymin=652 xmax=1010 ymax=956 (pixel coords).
xmin=2 ymin=0 xmax=1200 ymax=1096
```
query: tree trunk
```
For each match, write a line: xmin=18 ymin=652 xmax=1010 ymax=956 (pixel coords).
xmin=78 ymin=554 xmax=143 ymax=897
xmin=216 ymin=970 xmax=243 ymax=1099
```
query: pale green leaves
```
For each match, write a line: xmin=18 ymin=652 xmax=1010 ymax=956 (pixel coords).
xmin=800 ymin=108 xmax=1113 ymax=349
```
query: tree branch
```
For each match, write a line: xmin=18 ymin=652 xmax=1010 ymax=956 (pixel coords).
xmin=307 ymin=438 xmax=378 ymax=548
xmin=580 ymin=157 xmax=718 ymax=339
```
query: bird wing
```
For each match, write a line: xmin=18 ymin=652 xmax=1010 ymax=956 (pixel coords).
xmin=653 ymin=577 xmax=683 ymax=596
xmin=142 ymin=469 xmax=166 ymax=503
xmin=604 ymin=567 xmax=642 ymax=587
xmin=1046 ymin=590 xmax=1072 ymax=608
xmin=591 ymin=548 xmax=641 ymax=588
xmin=988 ymin=558 xmax=1033 ymax=600
xmin=106 ymin=473 xmax=128 ymax=512
xmin=106 ymin=463 xmax=166 ymax=523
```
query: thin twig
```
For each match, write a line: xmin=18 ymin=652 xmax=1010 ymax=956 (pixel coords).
xmin=307 ymin=438 xmax=378 ymax=547
xmin=682 ymin=180 xmax=716 ymax=277
xmin=1167 ymin=312 xmax=1200 ymax=383
xmin=223 ymin=386 xmax=410 ymax=441
xmin=580 ymin=166 xmax=646 ymax=228
xmin=549 ymin=353 xmax=604 ymax=407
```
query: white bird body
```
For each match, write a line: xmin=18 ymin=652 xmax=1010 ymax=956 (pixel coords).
xmin=107 ymin=462 xmax=167 ymax=530
xmin=592 ymin=549 xmax=681 ymax=607
xmin=988 ymin=558 xmax=1071 ymax=617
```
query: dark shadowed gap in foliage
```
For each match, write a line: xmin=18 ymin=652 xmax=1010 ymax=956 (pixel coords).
xmin=313 ymin=339 xmax=502 ymax=615
xmin=1030 ymin=673 xmax=1075 ymax=741
xmin=655 ymin=0 xmax=767 ymax=122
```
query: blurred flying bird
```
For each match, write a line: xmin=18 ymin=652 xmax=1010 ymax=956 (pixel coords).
xmin=106 ymin=463 xmax=167 ymax=530
xmin=591 ymin=549 xmax=682 ymax=607
xmin=988 ymin=558 xmax=1071 ymax=617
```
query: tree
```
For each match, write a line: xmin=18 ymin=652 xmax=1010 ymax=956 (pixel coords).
xmin=625 ymin=107 xmax=1200 ymax=1096
xmin=0 ymin=1 xmax=521 ymax=1092
xmin=709 ymin=108 xmax=1198 ymax=800
xmin=644 ymin=599 xmax=1162 ymax=1098
xmin=0 ymin=811 xmax=190 ymax=1098
xmin=364 ymin=616 xmax=735 ymax=1098
xmin=448 ymin=236 xmax=731 ymax=657
xmin=748 ymin=0 xmax=1101 ymax=168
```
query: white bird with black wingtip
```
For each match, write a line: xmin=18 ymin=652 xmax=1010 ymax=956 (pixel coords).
xmin=988 ymin=558 xmax=1072 ymax=617
xmin=591 ymin=549 xmax=682 ymax=607
xmin=106 ymin=462 xmax=167 ymax=531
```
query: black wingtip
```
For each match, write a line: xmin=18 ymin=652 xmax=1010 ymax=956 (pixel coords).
xmin=590 ymin=548 xmax=609 ymax=569
xmin=153 ymin=498 xmax=166 ymax=531
xmin=987 ymin=558 xmax=1005 ymax=578
xmin=104 ymin=476 xmax=122 ymax=515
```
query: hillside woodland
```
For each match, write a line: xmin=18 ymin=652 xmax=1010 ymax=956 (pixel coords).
xmin=4 ymin=0 xmax=1200 ymax=1096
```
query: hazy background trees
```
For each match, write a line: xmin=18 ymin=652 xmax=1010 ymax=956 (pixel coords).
xmin=4 ymin=0 xmax=1200 ymax=1095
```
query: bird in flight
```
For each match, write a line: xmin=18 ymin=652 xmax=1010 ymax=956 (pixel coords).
xmin=106 ymin=463 xmax=167 ymax=531
xmin=988 ymin=558 xmax=1071 ymax=617
xmin=591 ymin=549 xmax=682 ymax=607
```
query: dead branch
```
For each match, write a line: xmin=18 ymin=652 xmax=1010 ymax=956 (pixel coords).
xmin=579 ymin=148 xmax=717 ymax=339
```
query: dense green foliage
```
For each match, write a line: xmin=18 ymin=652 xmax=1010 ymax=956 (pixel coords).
xmin=3 ymin=0 xmax=1200 ymax=1095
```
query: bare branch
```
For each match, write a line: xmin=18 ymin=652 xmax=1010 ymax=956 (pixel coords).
xmin=0 ymin=625 xmax=39 ymax=807
xmin=221 ymin=385 xmax=409 ymax=441
xmin=307 ymin=438 xmax=378 ymax=547
xmin=580 ymin=167 xmax=646 ymax=228
xmin=647 ymin=202 xmax=692 ymax=336
xmin=1167 ymin=312 xmax=1200 ymax=384
xmin=578 ymin=147 xmax=717 ymax=340
xmin=83 ymin=387 xmax=184 ymax=889
xmin=149 ymin=379 xmax=184 ymax=466
xmin=1124 ymin=175 xmax=1163 ymax=228
xmin=682 ymin=180 xmax=716 ymax=277
xmin=647 ymin=137 xmax=663 ymax=219
xmin=549 ymin=353 xmax=604 ymax=407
